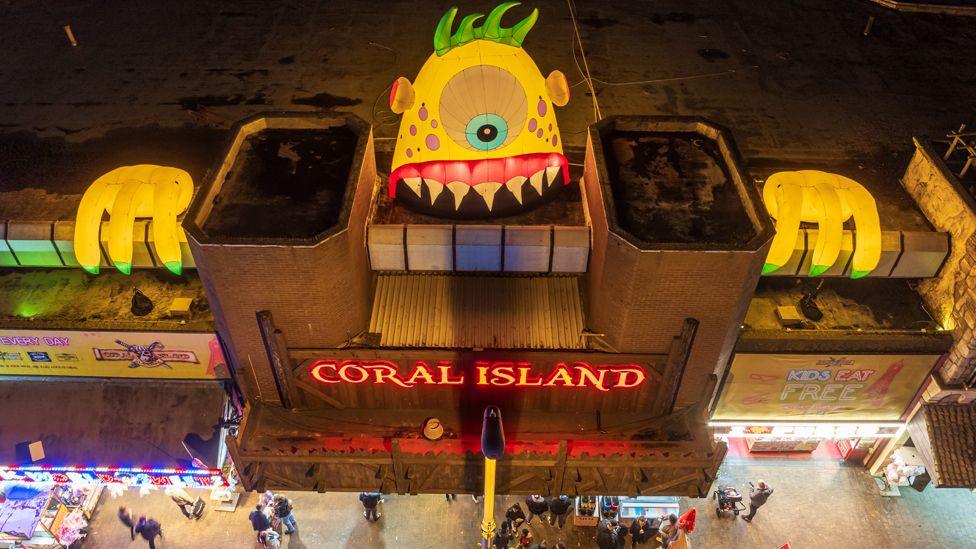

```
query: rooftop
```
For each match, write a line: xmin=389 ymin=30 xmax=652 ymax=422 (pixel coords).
xmin=0 ymin=268 xmax=212 ymax=331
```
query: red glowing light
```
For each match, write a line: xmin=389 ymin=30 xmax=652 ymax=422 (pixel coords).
xmin=309 ymin=359 xmax=647 ymax=391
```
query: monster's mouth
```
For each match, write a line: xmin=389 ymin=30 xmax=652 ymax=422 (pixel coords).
xmin=389 ymin=152 xmax=569 ymax=218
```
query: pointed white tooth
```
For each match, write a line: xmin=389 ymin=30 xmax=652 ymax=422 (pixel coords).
xmin=529 ymin=170 xmax=545 ymax=196
xmin=506 ymin=176 xmax=527 ymax=204
xmin=473 ymin=182 xmax=503 ymax=211
xmin=446 ymin=181 xmax=470 ymax=210
xmin=425 ymin=179 xmax=444 ymax=204
xmin=545 ymin=167 xmax=561 ymax=187
xmin=403 ymin=177 xmax=423 ymax=197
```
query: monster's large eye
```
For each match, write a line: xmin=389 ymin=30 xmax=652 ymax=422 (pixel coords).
xmin=465 ymin=114 xmax=508 ymax=151
xmin=439 ymin=65 xmax=526 ymax=152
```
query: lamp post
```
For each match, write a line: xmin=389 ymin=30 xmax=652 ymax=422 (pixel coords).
xmin=480 ymin=406 xmax=505 ymax=549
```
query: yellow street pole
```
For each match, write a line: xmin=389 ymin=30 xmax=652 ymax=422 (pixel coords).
xmin=481 ymin=457 xmax=497 ymax=546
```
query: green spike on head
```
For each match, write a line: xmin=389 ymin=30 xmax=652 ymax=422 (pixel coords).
xmin=809 ymin=264 xmax=829 ymax=277
xmin=761 ymin=262 xmax=781 ymax=275
xmin=434 ymin=2 xmax=539 ymax=56
xmin=81 ymin=264 xmax=99 ymax=275
xmin=850 ymin=269 xmax=870 ymax=279
xmin=164 ymin=261 xmax=183 ymax=276
xmin=114 ymin=261 xmax=132 ymax=275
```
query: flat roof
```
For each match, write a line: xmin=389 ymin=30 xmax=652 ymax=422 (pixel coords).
xmin=744 ymin=277 xmax=937 ymax=332
xmin=0 ymin=268 xmax=213 ymax=331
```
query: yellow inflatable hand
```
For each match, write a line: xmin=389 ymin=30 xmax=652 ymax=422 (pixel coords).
xmin=763 ymin=170 xmax=881 ymax=278
xmin=74 ymin=165 xmax=193 ymax=275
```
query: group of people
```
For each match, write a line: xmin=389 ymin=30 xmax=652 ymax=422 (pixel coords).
xmin=594 ymin=509 xmax=695 ymax=549
xmin=248 ymin=491 xmax=298 ymax=548
xmin=117 ymin=507 xmax=163 ymax=549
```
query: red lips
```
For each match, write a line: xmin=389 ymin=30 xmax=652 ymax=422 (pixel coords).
xmin=389 ymin=152 xmax=569 ymax=198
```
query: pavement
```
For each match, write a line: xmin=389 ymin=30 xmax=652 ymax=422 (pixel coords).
xmin=82 ymin=457 xmax=976 ymax=549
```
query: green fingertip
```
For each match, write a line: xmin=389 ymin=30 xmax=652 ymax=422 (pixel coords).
xmin=81 ymin=264 xmax=99 ymax=275
xmin=761 ymin=263 xmax=781 ymax=274
xmin=114 ymin=261 xmax=132 ymax=275
xmin=851 ymin=269 xmax=870 ymax=279
xmin=164 ymin=261 xmax=183 ymax=275
xmin=809 ymin=264 xmax=829 ymax=277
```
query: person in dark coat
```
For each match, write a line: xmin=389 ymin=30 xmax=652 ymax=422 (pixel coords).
xmin=274 ymin=495 xmax=297 ymax=534
xmin=492 ymin=520 xmax=514 ymax=549
xmin=359 ymin=492 xmax=382 ymax=521
xmin=249 ymin=504 xmax=271 ymax=536
xmin=506 ymin=502 xmax=526 ymax=529
xmin=595 ymin=521 xmax=616 ymax=549
xmin=629 ymin=515 xmax=658 ymax=547
xmin=547 ymin=495 xmax=573 ymax=528
xmin=134 ymin=516 xmax=162 ymax=549
xmin=610 ymin=520 xmax=628 ymax=548
xmin=118 ymin=506 xmax=135 ymax=540
xmin=742 ymin=480 xmax=773 ymax=523
xmin=524 ymin=495 xmax=549 ymax=525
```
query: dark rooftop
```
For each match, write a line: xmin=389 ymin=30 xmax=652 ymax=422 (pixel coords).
xmin=744 ymin=277 xmax=938 ymax=332
xmin=601 ymin=130 xmax=757 ymax=245
xmin=201 ymin=127 xmax=356 ymax=239
xmin=0 ymin=268 xmax=212 ymax=331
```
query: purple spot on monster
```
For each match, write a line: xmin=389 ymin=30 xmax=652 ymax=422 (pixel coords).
xmin=536 ymin=128 xmax=543 ymax=138
xmin=537 ymin=99 xmax=547 ymax=116
xmin=406 ymin=148 xmax=413 ymax=158
xmin=409 ymin=124 xmax=417 ymax=136
xmin=528 ymin=119 xmax=537 ymax=132
xmin=552 ymin=135 xmax=558 ymax=147
xmin=418 ymin=105 xmax=429 ymax=121
xmin=426 ymin=134 xmax=440 ymax=151
xmin=431 ymin=119 xmax=438 ymax=128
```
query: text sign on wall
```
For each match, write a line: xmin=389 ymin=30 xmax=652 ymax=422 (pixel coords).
xmin=0 ymin=329 xmax=228 ymax=380
xmin=712 ymin=353 xmax=940 ymax=421
xmin=310 ymin=359 xmax=647 ymax=392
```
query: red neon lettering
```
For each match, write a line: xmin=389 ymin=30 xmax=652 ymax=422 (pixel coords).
xmin=405 ymin=362 xmax=436 ymax=385
xmin=338 ymin=361 xmax=369 ymax=384
xmin=574 ymin=362 xmax=610 ymax=392
xmin=369 ymin=361 xmax=411 ymax=388
xmin=515 ymin=362 xmax=543 ymax=386
xmin=475 ymin=361 xmax=490 ymax=385
xmin=543 ymin=364 xmax=576 ymax=387
xmin=436 ymin=361 xmax=464 ymax=385
xmin=489 ymin=365 xmax=516 ymax=386
xmin=310 ymin=360 xmax=340 ymax=384
xmin=610 ymin=365 xmax=646 ymax=389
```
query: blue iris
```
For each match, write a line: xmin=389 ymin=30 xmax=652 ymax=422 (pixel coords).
xmin=465 ymin=113 xmax=508 ymax=151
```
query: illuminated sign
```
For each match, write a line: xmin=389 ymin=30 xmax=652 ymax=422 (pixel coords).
xmin=75 ymin=164 xmax=193 ymax=275
xmin=388 ymin=2 xmax=571 ymax=218
xmin=0 ymin=466 xmax=227 ymax=488
xmin=309 ymin=359 xmax=647 ymax=392
xmin=762 ymin=170 xmax=881 ymax=278
xmin=0 ymin=329 xmax=227 ymax=380
xmin=712 ymin=354 xmax=939 ymax=421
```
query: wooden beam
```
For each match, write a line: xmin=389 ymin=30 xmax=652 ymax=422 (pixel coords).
xmin=653 ymin=318 xmax=699 ymax=416
xmin=293 ymin=378 xmax=347 ymax=409
xmin=640 ymin=471 xmax=700 ymax=494
xmin=553 ymin=441 xmax=568 ymax=495
xmin=391 ymin=439 xmax=407 ymax=494
xmin=410 ymin=463 xmax=443 ymax=494
xmin=256 ymin=310 xmax=295 ymax=409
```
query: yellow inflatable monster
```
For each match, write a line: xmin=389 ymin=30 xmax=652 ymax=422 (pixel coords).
xmin=74 ymin=165 xmax=193 ymax=275
xmin=763 ymin=170 xmax=881 ymax=278
xmin=388 ymin=2 xmax=571 ymax=218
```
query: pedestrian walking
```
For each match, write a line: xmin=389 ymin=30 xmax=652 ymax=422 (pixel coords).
xmin=517 ymin=528 xmax=533 ymax=547
xmin=505 ymin=502 xmax=526 ymax=529
xmin=742 ymin=479 xmax=773 ymax=523
xmin=259 ymin=528 xmax=281 ymax=549
xmin=359 ymin=491 xmax=382 ymax=521
xmin=273 ymin=495 xmax=297 ymax=534
xmin=250 ymin=503 xmax=271 ymax=538
xmin=492 ymin=520 xmax=514 ymax=549
xmin=117 ymin=506 xmax=135 ymax=540
xmin=611 ymin=520 xmax=628 ymax=548
xmin=667 ymin=509 xmax=695 ymax=549
xmin=134 ymin=516 xmax=162 ymax=549
xmin=547 ymin=495 xmax=573 ymax=528
xmin=629 ymin=515 xmax=657 ymax=547
xmin=596 ymin=520 xmax=615 ymax=549
xmin=524 ymin=495 xmax=549 ymax=525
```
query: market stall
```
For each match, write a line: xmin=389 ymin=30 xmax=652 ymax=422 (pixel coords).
xmin=573 ymin=495 xmax=679 ymax=527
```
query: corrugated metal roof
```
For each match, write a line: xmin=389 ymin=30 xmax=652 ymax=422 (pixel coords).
xmin=369 ymin=274 xmax=585 ymax=349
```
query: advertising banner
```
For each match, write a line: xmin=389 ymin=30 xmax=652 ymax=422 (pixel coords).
xmin=712 ymin=353 xmax=940 ymax=421
xmin=0 ymin=329 xmax=227 ymax=380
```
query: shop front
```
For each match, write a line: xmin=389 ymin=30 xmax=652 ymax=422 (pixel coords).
xmin=710 ymin=352 xmax=944 ymax=464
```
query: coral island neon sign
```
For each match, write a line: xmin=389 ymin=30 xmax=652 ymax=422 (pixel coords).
xmin=309 ymin=360 xmax=647 ymax=392
xmin=0 ymin=466 xmax=227 ymax=487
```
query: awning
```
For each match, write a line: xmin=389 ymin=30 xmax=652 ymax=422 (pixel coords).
xmin=368 ymin=274 xmax=586 ymax=349
xmin=907 ymin=401 xmax=976 ymax=488
xmin=0 ymin=379 xmax=227 ymax=469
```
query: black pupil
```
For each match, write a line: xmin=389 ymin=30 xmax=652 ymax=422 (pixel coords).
xmin=477 ymin=124 xmax=498 ymax=142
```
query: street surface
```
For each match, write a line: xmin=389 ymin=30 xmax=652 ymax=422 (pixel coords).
xmin=84 ymin=458 xmax=976 ymax=548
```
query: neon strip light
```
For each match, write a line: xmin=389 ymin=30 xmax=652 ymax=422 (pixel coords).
xmin=0 ymin=465 xmax=227 ymax=487
xmin=708 ymin=421 xmax=903 ymax=429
